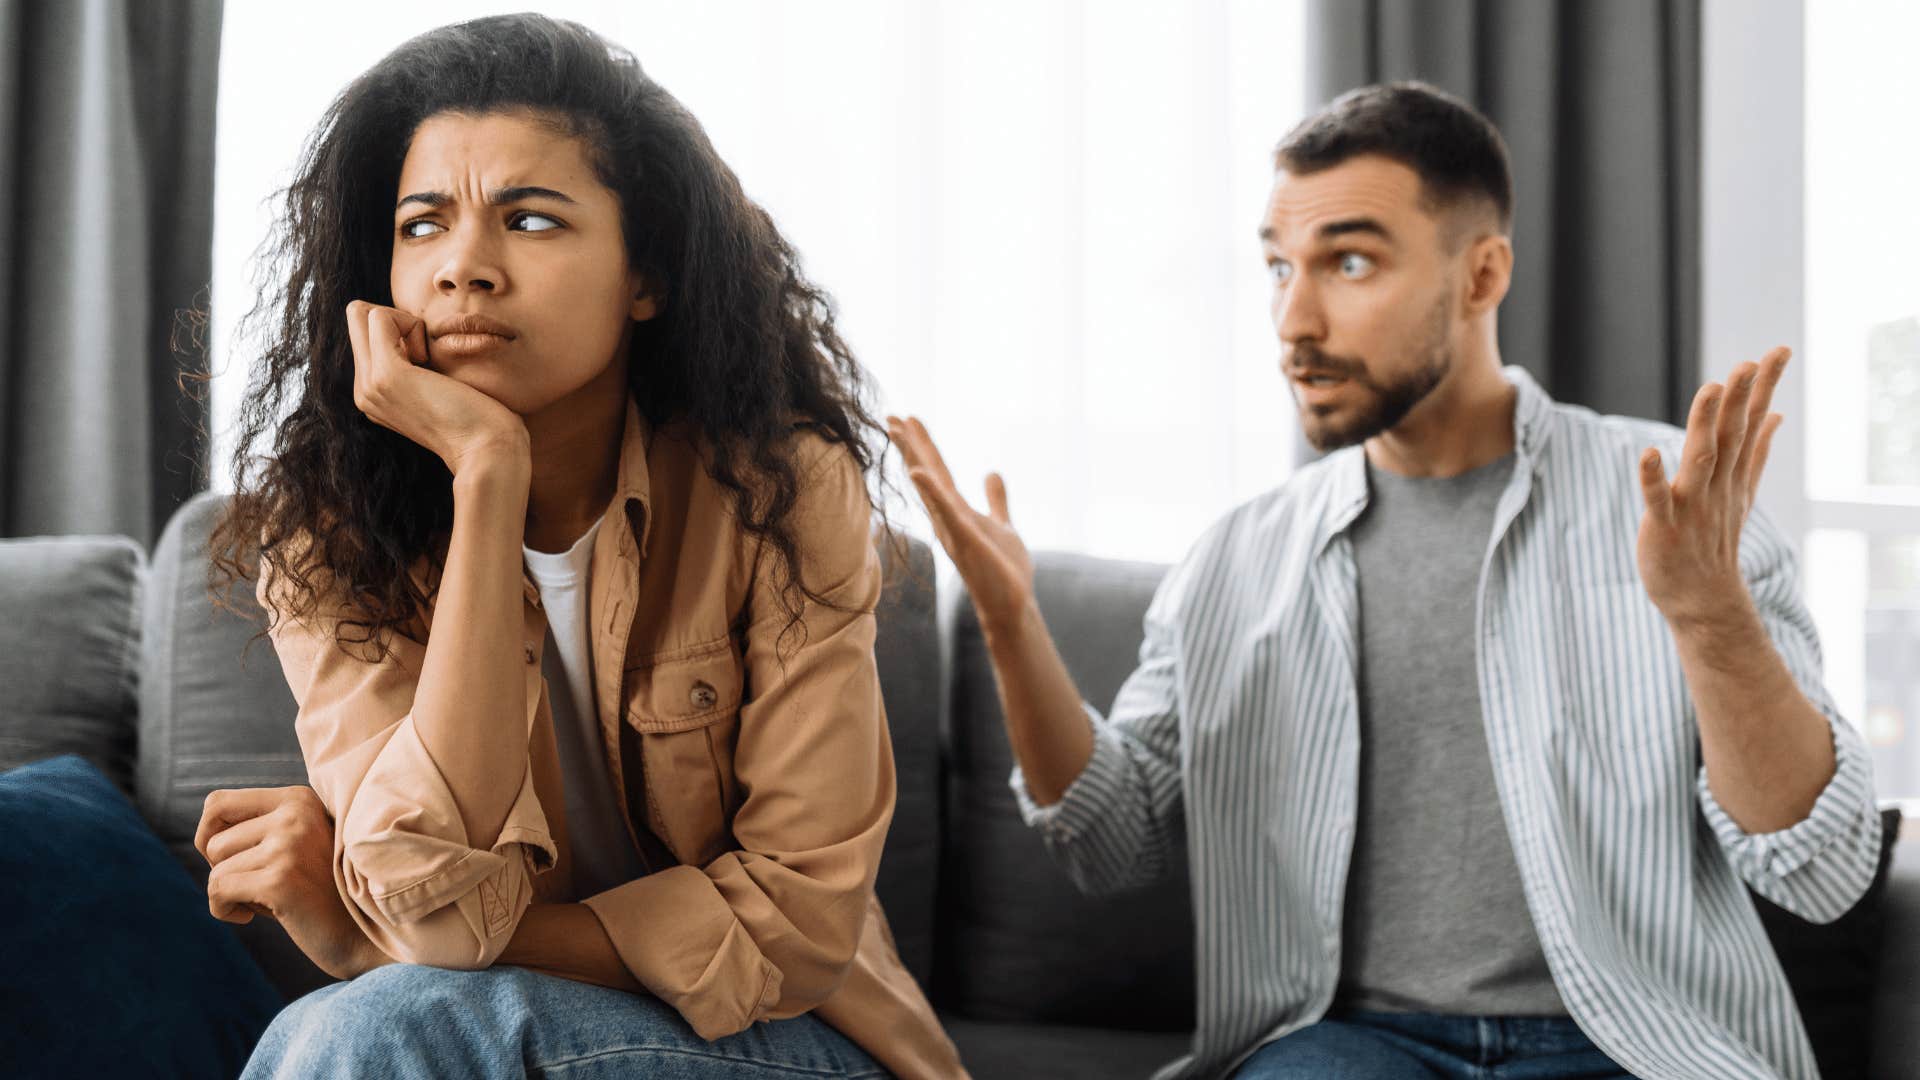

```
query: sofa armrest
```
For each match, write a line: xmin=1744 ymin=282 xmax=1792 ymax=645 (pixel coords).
xmin=1872 ymin=832 xmax=1920 ymax=1079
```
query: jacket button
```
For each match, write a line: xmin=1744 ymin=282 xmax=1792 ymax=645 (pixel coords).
xmin=524 ymin=641 xmax=537 ymax=665
xmin=689 ymin=681 xmax=718 ymax=710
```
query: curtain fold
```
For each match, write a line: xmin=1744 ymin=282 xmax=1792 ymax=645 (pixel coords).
xmin=0 ymin=0 xmax=223 ymax=544
xmin=1305 ymin=0 xmax=1701 ymax=426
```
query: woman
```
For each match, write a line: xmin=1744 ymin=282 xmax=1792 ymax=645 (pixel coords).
xmin=196 ymin=14 xmax=965 ymax=1078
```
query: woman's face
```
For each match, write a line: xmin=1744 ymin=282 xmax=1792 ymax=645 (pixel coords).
xmin=388 ymin=109 xmax=654 ymax=416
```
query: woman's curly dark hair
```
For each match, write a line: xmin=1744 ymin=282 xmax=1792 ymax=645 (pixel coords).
xmin=210 ymin=13 xmax=900 ymax=657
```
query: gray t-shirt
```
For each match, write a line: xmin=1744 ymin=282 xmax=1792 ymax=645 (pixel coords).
xmin=1337 ymin=451 xmax=1566 ymax=1017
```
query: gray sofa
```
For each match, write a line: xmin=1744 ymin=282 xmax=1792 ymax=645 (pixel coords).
xmin=2 ymin=490 xmax=1915 ymax=1078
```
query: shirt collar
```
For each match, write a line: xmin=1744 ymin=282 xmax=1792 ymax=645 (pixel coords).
xmin=611 ymin=394 xmax=656 ymax=560
xmin=1317 ymin=364 xmax=1553 ymax=553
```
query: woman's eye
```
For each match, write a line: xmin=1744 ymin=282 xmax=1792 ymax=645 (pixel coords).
xmin=1338 ymin=252 xmax=1376 ymax=279
xmin=510 ymin=211 xmax=562 ymax=232
xmin=398 ymin=219 xmax=443 ymax=239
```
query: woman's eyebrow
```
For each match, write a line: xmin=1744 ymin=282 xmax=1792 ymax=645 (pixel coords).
xmin=395 ymin=185 xmax=579 ymax=211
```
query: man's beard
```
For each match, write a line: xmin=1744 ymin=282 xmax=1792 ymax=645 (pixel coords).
xmin=1289 ymin=293 xmax=1453 ymax=452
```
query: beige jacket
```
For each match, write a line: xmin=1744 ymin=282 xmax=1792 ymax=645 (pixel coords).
xmin=258 ymin=397 xmax=967 ymax=1079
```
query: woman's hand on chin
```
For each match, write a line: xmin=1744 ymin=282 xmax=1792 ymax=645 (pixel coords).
xmin=344 ymin=300 xmax=529 ymax=478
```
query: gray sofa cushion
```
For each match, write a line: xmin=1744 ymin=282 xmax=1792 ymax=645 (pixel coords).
xmin=138 ymin=492 xmax=324 ymax=1000
xmin=0 ymin=535 xmax=143 ymax=794
xmin=940 ymin=1013 xmax=1190 ymax=1079
xmin=137 ymin=494 xmax=944 ymax=995
xmin=137 ymin=492 xmax=308 ymax=849
xmin=937 ymin=552 xmax=1195 ymax=1030
xmin=872 ymin=532 xmax=942 ymax=989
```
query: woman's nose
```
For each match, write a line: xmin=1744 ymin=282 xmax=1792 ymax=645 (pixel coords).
xmin=433 ymin=228 xmax=506 ymax=295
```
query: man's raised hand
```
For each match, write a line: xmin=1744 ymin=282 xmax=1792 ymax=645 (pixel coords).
xmin=1635 ymin=346 xmax=1789 ymax=628
xmin=888 ymin=415 xmax=1035 ymax=634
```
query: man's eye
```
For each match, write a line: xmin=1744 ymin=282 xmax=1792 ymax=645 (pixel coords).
xmin=1267 ymin=260 xmax=1292 ymax=283
xmin=510 ymin=211 xmax=562 ymax=232
xmin=398 ymin=219 xmax=443 ymax=239
xmin=1338 ymin=252 xmax=1376 ymax=278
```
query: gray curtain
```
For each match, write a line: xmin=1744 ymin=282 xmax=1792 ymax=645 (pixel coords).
xmin=0 ymin=0 xmax=223 ymax=545
xmin=1307 ymin=0 xmax=1700 ymax=426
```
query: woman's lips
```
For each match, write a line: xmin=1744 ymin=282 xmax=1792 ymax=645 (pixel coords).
xmin=427 ymin=312 xmax=518 ymax=360
xmin=430 ymin=331 xmax=513 ymax=358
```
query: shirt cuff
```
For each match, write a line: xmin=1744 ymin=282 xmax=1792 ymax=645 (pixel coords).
xmin=1008 ymin=700 xmax=1125 ymax=842
xmin=341 ymin=716 xmax=558 ymax=928
xmin=1697 ymin=705 xmax=1878 ymax=880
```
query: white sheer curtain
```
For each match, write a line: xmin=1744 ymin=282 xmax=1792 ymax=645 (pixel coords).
xmin=210 ymin=0 xmax=1308 ymax=563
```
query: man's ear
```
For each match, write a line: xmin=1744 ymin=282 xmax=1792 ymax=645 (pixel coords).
xmin=1463 ymin=233 xmax=1513 ymax=316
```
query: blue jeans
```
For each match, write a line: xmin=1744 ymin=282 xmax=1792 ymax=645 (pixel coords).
xmin=241 ymin=963 xmax=889 ymax=1078
xmin=1235 ymin=1011 xmax=1634 ymax=1079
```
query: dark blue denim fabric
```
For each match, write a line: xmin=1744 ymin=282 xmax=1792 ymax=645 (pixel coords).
xmin=1236 ymin=1010 xmax=1634 ymax=1079
xmin=0 ymin=754 xmax=284 ymax=1079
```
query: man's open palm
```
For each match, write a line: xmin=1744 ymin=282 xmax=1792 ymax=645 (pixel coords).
xmin=888 ymin=415 xmax=1035 ymax=629
xmin=1635 ymin=346 xmax=1788 ymax=627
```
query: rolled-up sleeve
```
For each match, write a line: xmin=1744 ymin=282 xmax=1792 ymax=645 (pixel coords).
xmin=1006 ymin=561 xmax=1187 ymax=896
xmin=1695 ymin=508 xmax=1883 ymax=923
xmin=258 ymin=560 xmax=557 ymax=969
xmin=578 ymin=440 xmax=892 ymax=1039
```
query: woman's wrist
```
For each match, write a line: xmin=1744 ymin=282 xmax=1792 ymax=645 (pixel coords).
xmin=450 ymin=442 xmax=532 ymax=504
xmin=446 ymin=427 xmax=532 ymax=486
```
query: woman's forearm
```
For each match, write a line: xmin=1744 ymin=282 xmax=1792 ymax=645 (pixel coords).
xmin=497 ymin=903 xmax=643 ymax=991
xmin=410 ymin=449 xmax=534 ymax=850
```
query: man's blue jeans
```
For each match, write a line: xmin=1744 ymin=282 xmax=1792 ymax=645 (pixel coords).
xmin=241 ymin=963 xmax=888 ymax=1078
xmin=1235 ymin=1011 xmax=1634 ymax=1079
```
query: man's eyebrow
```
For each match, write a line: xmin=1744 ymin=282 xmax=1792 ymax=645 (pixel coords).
xmin=1256 ymin=217 xmax=1394 ymax=246
xmin=395 ymin=185 xmax=579 ymax=212
xmin=1317 ymin=217 xmax=1391 ymax=242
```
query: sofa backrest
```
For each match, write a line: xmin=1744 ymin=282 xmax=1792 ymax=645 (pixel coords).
xmin=936 ymin=552 xmax=1195 ymax=1030
xmin=0 ymin=535 xmax=143 ymax=794
xmin=132 ymin=492 xmax=945 ymax=999
xmin=135 ymin=493 xmax=338 ymax=998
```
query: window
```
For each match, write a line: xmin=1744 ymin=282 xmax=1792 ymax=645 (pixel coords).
xmin=1704 ymin=0 xmax=1918 ymax=808
xmin=208 ymin=0 xmax=1309 ymax=565
xmin=1803 ymin=2 xmax=1920 ymax=805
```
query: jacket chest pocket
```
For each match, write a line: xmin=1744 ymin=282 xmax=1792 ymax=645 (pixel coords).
xmin=624 ymin=639 xmax=744 ymax=868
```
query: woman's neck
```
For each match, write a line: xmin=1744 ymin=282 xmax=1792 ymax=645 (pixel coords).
xmin=522 ymin=357 xmax=628 ymax=554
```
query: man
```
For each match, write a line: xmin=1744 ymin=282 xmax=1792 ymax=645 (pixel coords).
xmin=889 ymin=82 xmax=1880 ymax=1080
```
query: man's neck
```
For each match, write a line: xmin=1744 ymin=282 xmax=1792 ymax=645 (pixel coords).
xmin=1363 ymin=354 xmax=1517 ymax=479
xmin=522 ymin=358 xmax=628 ymax=554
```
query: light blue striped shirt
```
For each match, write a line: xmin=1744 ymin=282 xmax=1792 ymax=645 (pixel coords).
xmin=1011 ymin=366 xmax=1882 ymax=1080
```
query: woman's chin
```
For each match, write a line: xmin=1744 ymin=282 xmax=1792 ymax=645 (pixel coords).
xmin=436 ymin=366 xmax=540 ymax=415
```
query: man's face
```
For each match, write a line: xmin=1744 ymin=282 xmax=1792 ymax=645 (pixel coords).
xmin=388 ymin=109 xmax=653 ymax=417
xmin=1258 ymin=155 xmax=1462 ymax=451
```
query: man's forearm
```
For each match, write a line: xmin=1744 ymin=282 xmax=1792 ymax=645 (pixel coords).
xmin=495 ymin=903 xmax=643 ymax=991
xmin=981 ymin=600 xmax=1095 ymax=806
xmin=1671 ymin=597 xmax=1837 ymax=834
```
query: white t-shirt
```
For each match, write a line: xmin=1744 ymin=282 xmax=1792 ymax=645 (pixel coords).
xmin=523 ymin=513 xmax=648 ymax=899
